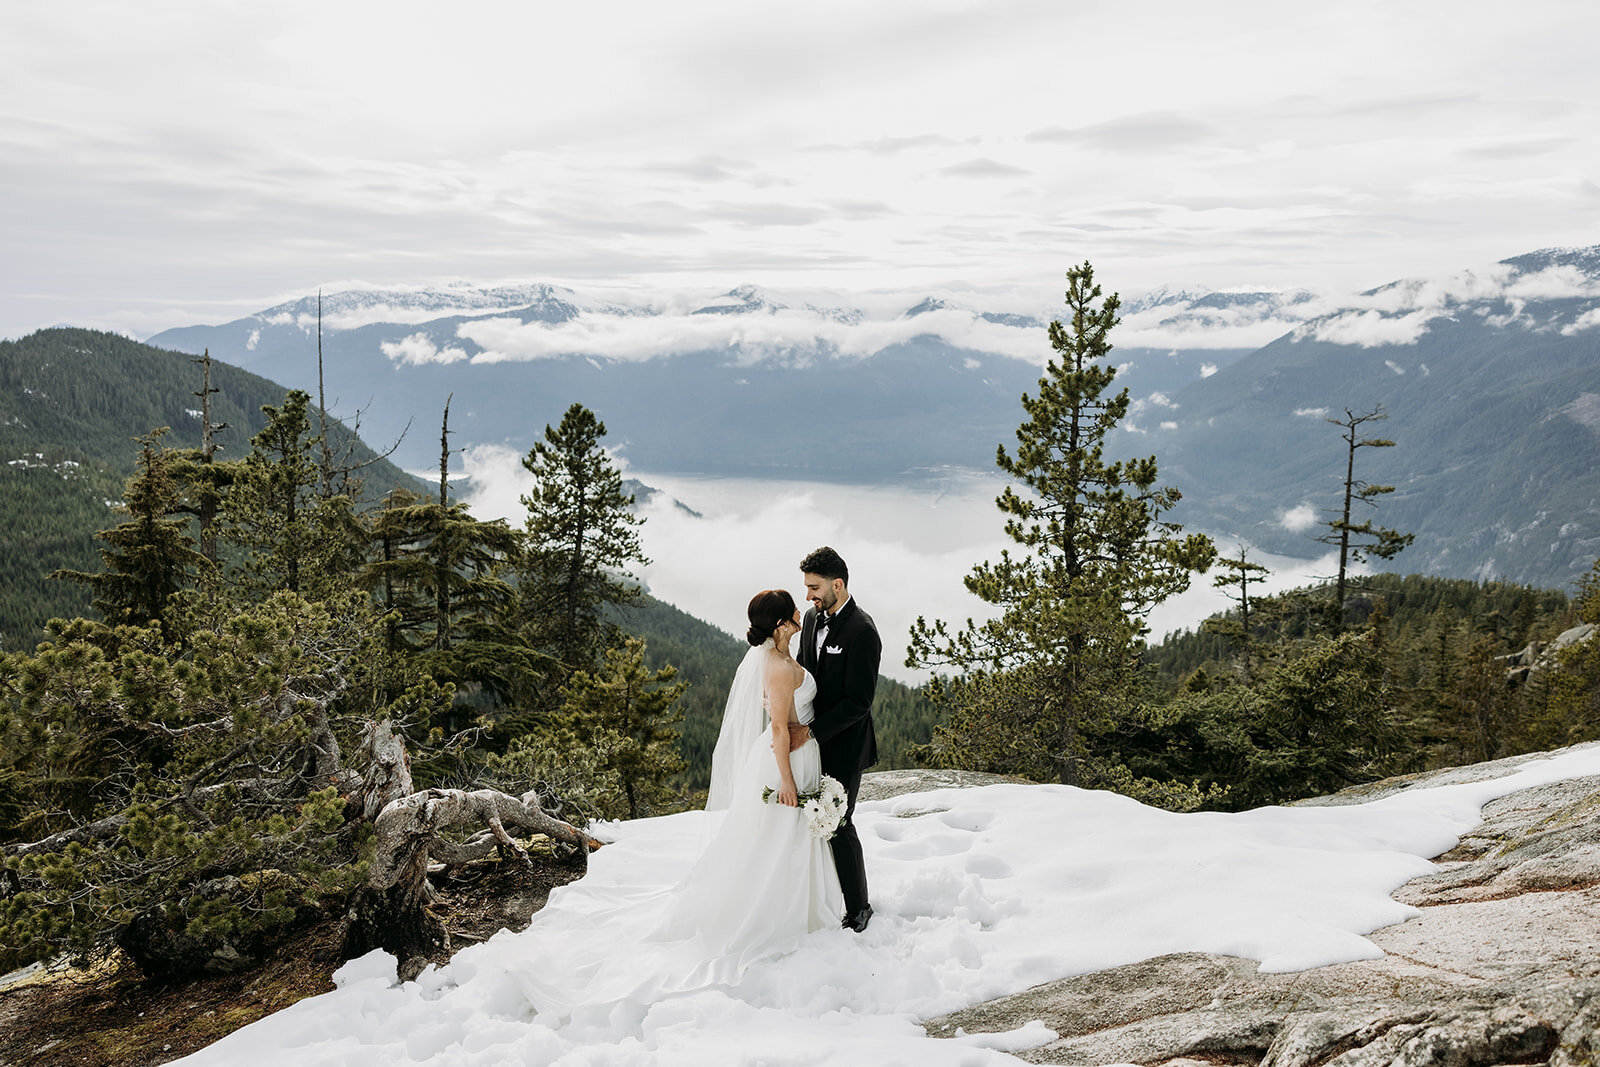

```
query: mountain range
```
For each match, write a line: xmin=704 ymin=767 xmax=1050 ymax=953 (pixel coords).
xmin=142 ymin=245 xmax=1600 ymax=589
xmin=1152 ymin=247 xmax=1600 ymax=587
xmin=146 ymin=282 xmax=1281 ymax=480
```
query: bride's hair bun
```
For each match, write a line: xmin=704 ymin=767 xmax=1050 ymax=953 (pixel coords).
xmin=746 ymin=589 xmax=798 ymax=646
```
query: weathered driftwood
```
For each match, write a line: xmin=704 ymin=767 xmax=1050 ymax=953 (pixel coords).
xmin=343 ymin=786 xmax=602 ymax=969
xmin=358 ymin=719 xmax=414 ymax=821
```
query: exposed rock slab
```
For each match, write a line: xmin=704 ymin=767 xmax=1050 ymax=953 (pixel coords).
xmin=924 ymin=746 xmax=1600 ymax=1066
xmin=859 ymin=768 xmax=1030 ymax=803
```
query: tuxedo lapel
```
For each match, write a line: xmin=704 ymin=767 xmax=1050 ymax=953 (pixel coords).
xmin=812 ymin=598 xmax=856 ymax=685
xmin=800 ymin=608 xmax=819 ymax=672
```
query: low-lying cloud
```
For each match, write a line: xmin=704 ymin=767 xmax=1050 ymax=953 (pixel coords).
xmin=1294 ymin=262 xmax=1600 ymax=347
xmin=339 ymin=253 xmax=1600 ymax=374
xmin=1279 ymin=503 xmax=1319 ymax=532
xmin=381 ymin=332 xmax=470 ymax=366
xmin=453 ymin=305 xmax=1044 ymax=366
xmin=455 ymin=449 xmax=1012 ymax=684
xmin=453 ymin=446 xmax=1341 ymax=681
xmin=1116 ymin=294 xmax=1315 ymax=351
xmin=1561 ymin=308 xmax=1600 ymax=336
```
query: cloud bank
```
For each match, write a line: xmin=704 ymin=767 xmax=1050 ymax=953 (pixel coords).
xmin=455 ymin=450 xmax=1012 ymax=684
xmin=1296 ymin=263 xmax=1600 ymax=347
xmin=243 ymin=248 xmax=1600 ymax=379
xmin=453 ymin=448 xmax=1343 ymax=680
xmin=443 ymin=303 xmax=1048 ymax=366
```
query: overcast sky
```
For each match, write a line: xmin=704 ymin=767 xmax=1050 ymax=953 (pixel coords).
xmin=4 ymin=0 xmax=1599 ymax=341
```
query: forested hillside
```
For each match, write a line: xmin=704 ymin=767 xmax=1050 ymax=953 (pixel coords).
xmin=1139 ymin=571 xmax=1591 ymax=782
xmin=0 ymin=328 xmax=423 ymax=648
xmin=0 ymin=328 xmax=936 ymax=787
xmin=1147 ymin=573 xmax=1571 ymax=686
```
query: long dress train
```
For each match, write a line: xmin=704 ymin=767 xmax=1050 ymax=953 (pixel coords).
xmin=504 ymin=644 xmax=842 ymax=1019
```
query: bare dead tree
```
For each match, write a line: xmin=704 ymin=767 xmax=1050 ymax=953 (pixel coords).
xmin=189 ymin=348 xmax=229 ymax=563
xmin=317 ymin=291 xmax=334 ymax=498
xmin=437 ymin=395 xmax=455 ymax=649
xmin=309 ymin=290 xmax=412 ymax=501
xmin=440 ymin=393 xmax=454 ymax=508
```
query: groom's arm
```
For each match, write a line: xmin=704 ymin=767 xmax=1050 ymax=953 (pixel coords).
xmin=810 ymin=616 xmax=881 ymax=745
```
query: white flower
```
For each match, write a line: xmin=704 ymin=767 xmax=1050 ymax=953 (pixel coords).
xmin=763 ymin=774 xmax=849 ymax=839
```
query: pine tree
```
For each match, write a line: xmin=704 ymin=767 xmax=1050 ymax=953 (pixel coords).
xmin=908 ymin=262 xmax=1215 ymax=786
xmin=1316 ymin=407 xmax=1413 ymax=624
xmin=221 ymin=390 xmax=366 ymax=601
xmin=556 ymin=638 xmax=687 ymax=819
xmin=1518 ymin=556 xmax=1600 ymax=751
xmin=1202 ymin=546 xmax=1271 ymax=678
xmin=1128 ymin=627 xmax=1409 ymax=810
xmin=363 ymin=492 xmax=524 ymax=712
xmin=51 ymin=429 xmax=209 ymax=634
xmin=0 ymin=594 xmax=410 ymax=975
xmin=517 ymin=403 xmax=648 ymax=695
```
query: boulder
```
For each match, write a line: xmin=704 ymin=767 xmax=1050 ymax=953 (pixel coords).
xmin=1494 ymin=622 xmax=1596 ymax=686
xmin=923 ymin=749 xmax=1600 ymax=1066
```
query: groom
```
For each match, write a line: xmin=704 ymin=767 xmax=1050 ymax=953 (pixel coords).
xmin=795 ymin=546 xmax=880 ymax=933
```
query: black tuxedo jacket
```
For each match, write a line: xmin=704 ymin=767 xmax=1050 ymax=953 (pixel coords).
xmin=798 ymin=596 xmax=881 ymax=774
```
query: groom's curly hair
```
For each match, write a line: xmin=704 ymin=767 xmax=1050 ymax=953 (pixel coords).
xmin=799 ymin=546 xmax=848 ymax=586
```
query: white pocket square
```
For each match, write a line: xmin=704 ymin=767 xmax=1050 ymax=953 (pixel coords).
xmin=825 ymin=645 xmax=844 ymax=654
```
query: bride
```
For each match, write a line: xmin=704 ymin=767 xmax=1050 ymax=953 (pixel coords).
xmin=505 ymin=588 xmax=844 ymax=1019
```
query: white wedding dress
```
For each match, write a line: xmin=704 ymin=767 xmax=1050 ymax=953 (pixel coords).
xmin=505 ymin=641 xmax=843 ymax=1020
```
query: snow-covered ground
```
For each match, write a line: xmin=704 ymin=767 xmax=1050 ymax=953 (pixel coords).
xmin=175 ymin=746 xmax=1600 ymax=1066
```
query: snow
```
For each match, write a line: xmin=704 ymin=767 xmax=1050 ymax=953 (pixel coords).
xmin=173 ymin=745 xmax=1600 ymax=1066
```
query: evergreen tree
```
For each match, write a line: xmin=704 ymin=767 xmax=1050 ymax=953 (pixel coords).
xmin=1117 ymin=627 xmax=1410 ymax=810
xmin=1316 ymin=407 xmax=1413 ymax=624
xmin=556 ymin=638 xmax=687 ymax=819
xmin=1202 ymin=546 xmax=1271 ymax=678
xmin=221 ymin=390 xmax=366 ymax=601
xmin=517 ymin=403 xmax=648 ymax=697
xmin=51 ymin=429 xmax=209 ymax=635
xmin=909 ymin=262 xmax=1215 ymax=787
xmin=1520 ymin=557 xmax=1600 ymax=751
xmin=0 ymin=594 xmax=398 ymax=973
xmin=363 ymin=490 xmax=525 ymax=714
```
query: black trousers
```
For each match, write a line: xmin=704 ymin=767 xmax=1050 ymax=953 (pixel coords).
xmin=827 ymin=759 xmax=869 ymax=917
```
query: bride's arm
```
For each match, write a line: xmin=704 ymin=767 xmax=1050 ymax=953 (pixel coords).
xmin=765 ymin=660 xmax=800 ymax=807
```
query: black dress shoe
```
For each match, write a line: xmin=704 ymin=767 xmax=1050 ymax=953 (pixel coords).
xmin=842 ymin=904 xmax=873 ymax=932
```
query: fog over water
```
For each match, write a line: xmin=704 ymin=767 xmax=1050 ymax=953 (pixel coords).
xmin=455 ymin=446 xmax=1345 ymax=684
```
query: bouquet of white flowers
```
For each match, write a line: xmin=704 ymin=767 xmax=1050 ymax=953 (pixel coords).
xmin=762 ymin=774 xmax=849 ymax=839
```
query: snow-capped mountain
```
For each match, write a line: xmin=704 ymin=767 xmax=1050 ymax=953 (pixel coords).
xmin=145 ymin=281 xmax=1267 ymax=480
xmin=144 ymin=245 xmax=1600 ymax=587
xmin=253 ymin=283 xmax=606 ymax=329
xmin=1147 ymin=246 xmax=1600 ymax=587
